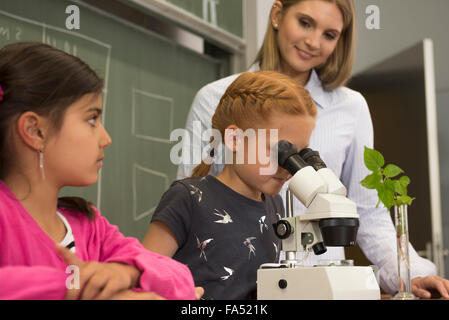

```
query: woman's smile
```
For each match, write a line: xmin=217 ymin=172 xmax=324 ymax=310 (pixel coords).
xmin=295 ymin=46 xmax=316 ymax=60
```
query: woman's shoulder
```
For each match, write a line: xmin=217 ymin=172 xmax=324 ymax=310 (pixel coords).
xmin=331 ymin=85 xmax=368 ymax=107
xmin=195 ymin=72 xmax=243 ymax=100
xmin=308 ymin=70 xmax=368 ymax=113
xmin=190 ymin=72 xmax=247 ymax=117
xmin=319 ymin=84 xmax=370 ymax=118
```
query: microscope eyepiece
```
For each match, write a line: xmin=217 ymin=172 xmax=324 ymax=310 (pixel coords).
xmin=277 ymin=140 xmax=309 ymax=175
xmin=299 ymin=148 xmax=327 ymax=171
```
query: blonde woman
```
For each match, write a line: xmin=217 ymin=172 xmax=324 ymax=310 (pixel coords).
xmin=175 ymin=0 xmax=449 ymax=298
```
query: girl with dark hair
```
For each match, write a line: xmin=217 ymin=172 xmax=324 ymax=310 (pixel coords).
xmin=0 ymin=42 xmax=195 ymax=300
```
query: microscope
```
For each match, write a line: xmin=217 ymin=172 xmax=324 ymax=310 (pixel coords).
xmin=257 ymin=141 xmax=380 ymax=300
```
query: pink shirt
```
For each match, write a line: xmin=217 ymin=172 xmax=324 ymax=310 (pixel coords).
xmin=0 ymin=182 xmax=195 ymax=300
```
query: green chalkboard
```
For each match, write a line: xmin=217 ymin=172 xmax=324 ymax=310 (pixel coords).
xmin=166 ymin=0 xmax=243 ymax=38
xmin=0 ymin=0 xmax=222 ymax=240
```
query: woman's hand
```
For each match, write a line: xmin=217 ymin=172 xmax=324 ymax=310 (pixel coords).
xmin=56 ymin=245 xmax=141 ymax=300
xmin=412 ymin=276 xmax=449 ymax=299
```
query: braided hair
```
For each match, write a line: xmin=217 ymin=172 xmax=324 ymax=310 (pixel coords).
xmin=191 ymin=71 xmax=316 ymax=178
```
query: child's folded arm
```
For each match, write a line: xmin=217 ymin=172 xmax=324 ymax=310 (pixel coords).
xmin=91 ymin=209 xmax=195 ymax=300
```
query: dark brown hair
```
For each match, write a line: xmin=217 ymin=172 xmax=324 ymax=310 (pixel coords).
xmin=191 ymin=71 xmax=317 ymax=178
xmin=0 ymin=42 xmax=104 ymax=220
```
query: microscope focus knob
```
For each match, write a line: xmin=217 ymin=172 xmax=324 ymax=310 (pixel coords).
xmin=273 ymin=220 xmax=293 ymax=240
xmin=278 ymin=279 xmax=288 ymax=289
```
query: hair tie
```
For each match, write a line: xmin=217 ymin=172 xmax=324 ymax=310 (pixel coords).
xmin=0 ymin=84 xmax=4 ymax=102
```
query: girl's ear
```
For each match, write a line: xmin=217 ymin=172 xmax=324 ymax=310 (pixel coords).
xmin=16 ymin=111 xmax=48 ymax=151
xmin=224 ymin=125 xmax=240 ymax=153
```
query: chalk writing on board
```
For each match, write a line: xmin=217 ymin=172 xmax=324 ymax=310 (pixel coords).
xmin=203 ymin=0 xmax=218 ymax=26
xmin=44 ymin=35 xmax=78 ymax=56
xmin=0 ymin=26 xmax=22 ymax=41
xmin=131 ymin=88 xmax=173 ymax=221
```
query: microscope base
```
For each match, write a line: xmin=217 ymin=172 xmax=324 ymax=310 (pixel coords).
xmin=257 ymin=266 xmax=380 ymax=300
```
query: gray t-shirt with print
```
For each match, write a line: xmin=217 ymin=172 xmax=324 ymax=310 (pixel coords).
xmin=151 ymin=175 xmax=284 ymax=300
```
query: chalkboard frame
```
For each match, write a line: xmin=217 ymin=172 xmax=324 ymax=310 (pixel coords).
xmin=113 ymin=0 xmax=246 ymax=54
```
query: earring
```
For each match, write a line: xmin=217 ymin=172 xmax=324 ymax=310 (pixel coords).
xmin=39 ymin=150 xmax=46 ymax=181
xmin=273 ymin=23 xmax=279 ymax=30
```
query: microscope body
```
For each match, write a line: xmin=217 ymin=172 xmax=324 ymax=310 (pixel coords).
xmin=256 ymin=144 xmax=380 ymax=300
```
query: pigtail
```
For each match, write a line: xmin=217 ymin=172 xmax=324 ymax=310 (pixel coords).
xmin=191 ymin=161 xmax=212 ymax=178
xmin=58 ymin=197 xmax=96 ymax=221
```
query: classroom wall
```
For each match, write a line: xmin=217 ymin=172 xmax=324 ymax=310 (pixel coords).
xmin=247 ymin=0 xmax=449 ymax=275
xmin=244 ymin=0 xmax=271 ymax=67
xmin=352 ymin=0 xmax=449 ymax=278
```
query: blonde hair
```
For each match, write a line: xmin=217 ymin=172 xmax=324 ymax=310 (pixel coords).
xmin=253 ymin=0 xmax=356 ymax=91
xmin=191 ymin=71 xmax=317 ymax=178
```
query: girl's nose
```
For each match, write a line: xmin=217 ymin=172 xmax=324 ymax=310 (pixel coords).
xmin=278 ymin=167 xmax=291 ymax=180
xmin=100 ymin=124 xmax=112 ymax=148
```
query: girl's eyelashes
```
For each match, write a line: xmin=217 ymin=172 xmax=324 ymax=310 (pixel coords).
xmin=88 ymin=114 xmax=99 ymax=127
xmin=86 ymin=107 xmax=103 ymax=127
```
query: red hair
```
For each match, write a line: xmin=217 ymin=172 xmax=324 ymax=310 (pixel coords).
xmin=191 ymin=71 xmax=316 ymax=178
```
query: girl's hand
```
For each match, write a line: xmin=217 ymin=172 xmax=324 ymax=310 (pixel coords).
xmin=56 ymin=245 xmax=141 ymax=300
xmin=110 ymin=289 xmax=166 ymax=300
xmin=195 ymin=286 xmax=204 ymax=300
xmin=112 ymin=287 xmax=202 ymax=300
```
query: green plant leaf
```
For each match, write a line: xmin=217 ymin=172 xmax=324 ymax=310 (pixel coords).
xmin=399 ymin=176 xmax=410 ymax=187
xmin=376 ymin=184 xmax=394 ymax=210
xmin=384 ymin=179 xmax=396 ymax=192
xmin=393 ymin=180 xmax=407 ymax=196
xmin=384 ymin=164 xmax=404 ymax=178
xmin=363 ymin=146 xmax=385 ymax=171
xmin=396 ymin=195 xmax=415 ymax=206
xmin=360 ymin=147 xmax=414 ymax=211
xmin=360 ymin=171 xmax=382 ymax=189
